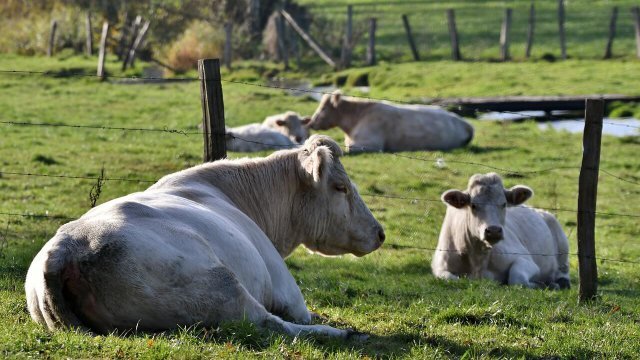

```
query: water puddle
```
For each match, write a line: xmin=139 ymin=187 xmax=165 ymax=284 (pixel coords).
xmin=479 ymin=111 xmax=639 ymax=137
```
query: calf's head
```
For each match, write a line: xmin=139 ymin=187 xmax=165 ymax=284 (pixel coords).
xmin=441 ymin=173 xmax=532 ymax=248
xmin=308 ymin=91 xmax=342 ymax=130
xmin=268 ymin=111 xmax=311 ymax=143
xmin=295 ymin=135 xmax=385 ymax=256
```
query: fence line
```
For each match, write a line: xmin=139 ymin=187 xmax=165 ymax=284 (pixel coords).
xmin=1 ymin=207 xmax=637 ymax=265
xmin=1 ymin=68 xmax=639 ymax=132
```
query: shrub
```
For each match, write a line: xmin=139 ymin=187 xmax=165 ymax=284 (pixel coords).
xmin=165 ymin=21 xmax=224 ymax=73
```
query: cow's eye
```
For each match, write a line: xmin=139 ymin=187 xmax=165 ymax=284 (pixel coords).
xmin=335 ymin=184 xmax=348 ymax=193
xmin=470 ymin=203 xmax=477 ymax=211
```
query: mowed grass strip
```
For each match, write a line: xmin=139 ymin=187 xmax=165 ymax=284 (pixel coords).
xmin=0 ymin=54 xmax=639 ymax=358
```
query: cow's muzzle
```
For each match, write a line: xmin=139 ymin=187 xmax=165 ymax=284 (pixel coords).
xmin=484 ymin=225 xmax=503 ymax=244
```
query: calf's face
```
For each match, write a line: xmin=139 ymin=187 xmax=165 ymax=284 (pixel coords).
xmin=296 ymin=135 xmax=385 ymax=256
xmin=275 ymin=112 xmax=311 ymax=143
xmin=308 ymin=92 xmax=342 ymax=130
xmin=442 ymin=173 xmax=532 ymax=249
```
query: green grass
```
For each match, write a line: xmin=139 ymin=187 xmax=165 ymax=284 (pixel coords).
xmin=298 ymin=0 xmax=640 ymax=63
xmin=1 ymin=54 xmax=639 ymax=358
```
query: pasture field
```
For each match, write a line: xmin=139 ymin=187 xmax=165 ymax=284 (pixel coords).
xmin=1 ymin=54 xmax=639 ymax=358
xmin=299 ymin=0 xmax=640 ymax=63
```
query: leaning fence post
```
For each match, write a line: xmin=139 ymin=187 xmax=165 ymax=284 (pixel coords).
xmin=122 ymin=15 xmax=142 ymax=70
xmin=198 ymin=59 xmax=227 ymax=162
xmin=276 ymin=13 xmax=289 ymax=70
xmin=124 ymin=20 xmax=149 ymax=70
xmin=223 ymin=22 xmax=233 ymax=70
xmin=558 ymin=0 xmax=567 ymax=60
xmin=577 ymin=99 xmax=603 ymax=303
xmin=47 ymin=20 xmax=58 ymax=57
xmin=632 ymin=7 xmax=640 ymax=59
xmin=402 ymin=14 xmax=420 ymax=61
xmin=500 ymin=8 xmax=512 ymax=61
xmin=447 ymin=9 xmax=461 ymax=61
xmin=367 ymin=18 xmax=377 ymax=66
xmin=97 ymin=22 xmax=109 ymax=80
xmin=604 ymin=7 xmax=618 ymax=59
xmin=86 ymin=12 xmax=94 ymax=56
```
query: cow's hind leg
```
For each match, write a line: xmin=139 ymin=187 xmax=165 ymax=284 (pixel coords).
xmin=208 ymin=267 xmax=363 ymax=340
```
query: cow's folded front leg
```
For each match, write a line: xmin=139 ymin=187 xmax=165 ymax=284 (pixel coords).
xmin=507 ymin=258 xmax=541 ymax=288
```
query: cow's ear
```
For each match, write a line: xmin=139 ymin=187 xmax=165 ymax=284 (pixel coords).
xmin=275 ymin=119 xmax=287 ymax=126
xmin=300 ymin=116 xmax=311 ymax=125
xmin=301 ymin=146 xmax=332 ymax=186
xmin=331 ymin=90 xmax=342 ymax=107
xmin=442 ymin=190 xmax=470 ymax=209
xmin=505 ymin=185 xmax=533 ymax=206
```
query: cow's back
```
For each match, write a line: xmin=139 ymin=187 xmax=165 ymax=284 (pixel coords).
xmin=354 ymin=103 xmax=473 ymax=151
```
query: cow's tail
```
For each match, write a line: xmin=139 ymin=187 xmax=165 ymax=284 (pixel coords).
xmin=539 ymin=211 xmax=571 ymax=289
xmin=26 ymin=234 xmax=89 ymax=332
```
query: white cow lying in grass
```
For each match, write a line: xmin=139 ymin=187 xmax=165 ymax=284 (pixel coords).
xmin=307 ymin=91 xmax=474 ymax=153
xmin=226 ymin=111 xmax=311 ymax=152
xmin=431 ymin=173 xmax=570 ymax=289
xmin=25 ymin=135 xmax=385 ymax=338
xmin=263 ymin=111 xmax=311 ymax=144
xmin=226 ymin=124 xmax=296 ymax=152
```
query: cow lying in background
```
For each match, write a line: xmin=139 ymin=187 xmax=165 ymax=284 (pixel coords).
xmin=263 ymin=111 xmax=311 ymax=144
xmin=25 ymin=135 xmax=385 ymax=338
xmin=307 ymin=91 xmax=474 ymax=153
xmin=226 ymin=111 xmax=311 ymax=152
xmin=226 ymin=124 xmax=296 ymax=152
xmin=431 ymin=173 xmax=570 ymax=289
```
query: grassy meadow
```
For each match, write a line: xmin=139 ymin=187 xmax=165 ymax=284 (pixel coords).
xmin=0 ymin=50 xmax=639 ymax=359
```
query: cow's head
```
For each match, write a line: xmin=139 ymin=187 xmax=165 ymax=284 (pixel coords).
xmin=295 ymin=135 xmax=385 ymax=256
xmin=307 ymin=90 xmax=342 ymax=130
xmin=441 ymin=173 xmax=532 ymax=249
xmin=268 ymin=111 xmax=311 ymax=144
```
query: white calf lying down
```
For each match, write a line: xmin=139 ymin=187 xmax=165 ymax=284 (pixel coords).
xmin=431 ymin=173 xmax=570 ymax=289
xmin=226 ymin=124 xmax=296 ymax=152
xmin=263 ymin=111 xmax=311 ymax=144
xmin=25 ymin=135 xmax=385 ymax=338
xmin=307 ymin=91 xmax=474 ymax=152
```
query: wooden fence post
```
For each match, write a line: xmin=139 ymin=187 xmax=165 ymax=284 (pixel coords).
xmin=340 ymin=5 xmax=354 ymax=68
xmin=97 ymin=22 xmax=109 ymax=80
xmin=198 ymin=59 xmax=227 ymax=162
xmin=500 ymin=8 xmax=513 ymax=61
xmin=402 ymin=14 xmax=420 ymax=61
xmin=525 ymin=3 xmax=535 ymax=58
xmin=558 ymin=0 xmax=567 ymax=60
xmin=124 ymin=20 xmax=149 ymax=70
xmin=604 ymin=7 xmax=618 ymax=59
xmin=281 ymin=10 xmax=336 ymax=69
xmin=367 ymin=18 xmax=377 ymax=66
xmin=223 ymin=22 xmax=233 ymax=70
xmin=632 ymin=7 xmax=640 ymax=59
xmin=122 ymin=15 xmax=142 ymax=70
xmin=577 ymin=99 xmax=603 ymax=303
xmin=47 ymin=20 xmax=58 ymax=57
xmin=447 ymin=9 xmax=461 ymax=61
xmin=86 ymin=12 xmax=94 ymax=56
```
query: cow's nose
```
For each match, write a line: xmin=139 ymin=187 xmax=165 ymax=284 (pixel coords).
xmin=377 ymin=227 xmax=386 ymax=243
xmin=484 ymin=226 xmax=503 ymax=242
xmin=295 ymin=136 xmax=303 ymax=143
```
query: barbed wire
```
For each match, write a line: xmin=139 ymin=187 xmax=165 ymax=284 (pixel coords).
xmin=0 ymin=171 xmax=155 ymax=183
xmin=2 ymin=68 xmax=639 ymax=131
xmin=0 ymin=120 xmax=198 ymax=135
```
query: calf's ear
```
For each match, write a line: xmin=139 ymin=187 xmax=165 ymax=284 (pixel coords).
xmin=301 ymin=146 xmax=332 ymax=186
xmin=505 ymin=185 xmax=533 ymax=206
xmin=442 ymin=190 xmax=470 ymax=209
xmin=331 ymin=90 xmax=342 ymax=107
xmin=275 ymin=119 xmax=287 ymax=126
xmin=300 ymin=116 xmax=311 ymax=125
